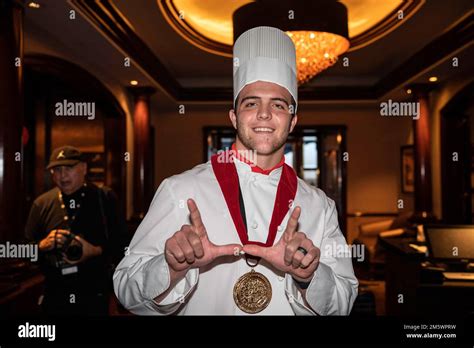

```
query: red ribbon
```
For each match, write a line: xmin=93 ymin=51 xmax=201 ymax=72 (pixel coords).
xmin=211 ymin=150 xmax=297 ymax=247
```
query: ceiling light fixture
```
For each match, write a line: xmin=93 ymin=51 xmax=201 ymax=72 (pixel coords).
xmin=428 ymin=76 xmax=438 ymax=82
xmin=159 ymin=0 xmax=425 ymax=70
xmin=28 ymin=2 xmax=41 ymax=9
xmin=130 ymin=80 xmax=139 ymax=86
xmin=233 ymin=0 xmax=350 ymax=85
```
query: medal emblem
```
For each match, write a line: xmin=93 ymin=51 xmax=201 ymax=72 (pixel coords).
xmin=233 ymin=269 xmax=272 ymax=313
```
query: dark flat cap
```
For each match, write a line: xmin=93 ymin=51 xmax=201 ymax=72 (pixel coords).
xmin=47 ymin=146 xmax=83 ymax=170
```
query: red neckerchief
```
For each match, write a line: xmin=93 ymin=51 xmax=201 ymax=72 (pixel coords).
xmin=231 ymin=143 xmax=285 ymax=176
xmin=211 ymin=149 xmax=297 ymax=247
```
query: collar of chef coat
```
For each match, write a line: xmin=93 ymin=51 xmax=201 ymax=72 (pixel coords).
xmin=233 ymin=156 xmax=283 ymax=183
xmin=231 ymin=143 xmax=285 ymax=176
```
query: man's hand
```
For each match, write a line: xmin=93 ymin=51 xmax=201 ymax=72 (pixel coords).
xmin=242 ymin=206 xmax=320 ymax=283
xmin=63 ymin=235 xmax=102 ymax=265
xmin=164 ymin=199 xmax=242 ymax=272
xmin=39 ymin=229 xmax=70 ymax=252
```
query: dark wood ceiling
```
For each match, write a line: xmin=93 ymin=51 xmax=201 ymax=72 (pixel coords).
xmin=25 ymin=0 xmax=474 ymax=104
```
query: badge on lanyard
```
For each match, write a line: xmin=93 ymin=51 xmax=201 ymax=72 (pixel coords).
xmin=61 ymin=265 xmax=78 ymax=275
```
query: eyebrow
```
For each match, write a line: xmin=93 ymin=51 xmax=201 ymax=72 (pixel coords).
xmin=240 ymin=96 xmax=290 ymax=107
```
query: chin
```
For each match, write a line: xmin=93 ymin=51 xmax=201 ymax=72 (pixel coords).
xmin=253 ymin=143 xmax=277 ymax=155
xmin=60 ymin=186 xmax=72 ymax=193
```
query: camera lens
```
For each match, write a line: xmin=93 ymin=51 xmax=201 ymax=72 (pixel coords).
xmin=66 ymin=244 xmax=83 ymax=261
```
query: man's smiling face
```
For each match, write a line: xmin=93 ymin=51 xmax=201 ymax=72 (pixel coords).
xmin=229 ymin=81 xmax=298 ymax=156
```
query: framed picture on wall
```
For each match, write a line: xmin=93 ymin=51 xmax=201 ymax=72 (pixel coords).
xmin=401 ymin=145 xmax=414 ymax=193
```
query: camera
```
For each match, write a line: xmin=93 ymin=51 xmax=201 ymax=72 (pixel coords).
xmin=59 ymin=232 xmax=83 ymax=261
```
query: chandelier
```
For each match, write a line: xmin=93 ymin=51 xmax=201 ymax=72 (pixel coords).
xmin=233 ymin=0 xmax=350 ymax=85
xmin=160 ymin=0 xmax=425 ymax=85
xmin=287 ymin=31 xmax=349 ymax=84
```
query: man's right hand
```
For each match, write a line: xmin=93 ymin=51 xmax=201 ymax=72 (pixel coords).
xmin=39 ymin=229 xmax=71 ymax=252
xmin=164 ymin=199 xmax=242 ymax=272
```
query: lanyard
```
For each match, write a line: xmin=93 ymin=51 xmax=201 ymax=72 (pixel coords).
xmin=237 ymin=180 xmax=261 ymax=266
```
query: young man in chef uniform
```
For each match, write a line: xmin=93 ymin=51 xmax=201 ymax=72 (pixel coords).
xmin=113 ymin=26 xmax=358 ymax=315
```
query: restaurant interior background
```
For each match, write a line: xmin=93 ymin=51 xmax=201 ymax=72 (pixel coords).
xmin=0 ymin=0 xmax=473 ymax=318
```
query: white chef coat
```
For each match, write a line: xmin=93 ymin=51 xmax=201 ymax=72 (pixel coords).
xmin=113 ymin=156 xmax=358 ymax=315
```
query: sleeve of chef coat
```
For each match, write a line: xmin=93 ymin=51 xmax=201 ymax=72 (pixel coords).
xmin=285 ymin=194 xmax=359 ymax=316
xmin=113 ymin=178 xmax=199 ymax=315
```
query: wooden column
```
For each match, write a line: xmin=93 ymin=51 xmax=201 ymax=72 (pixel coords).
xmin=128 ymin=86 xmax=156 ymax=220
xmin=410 ymin=85 xmax=436 ymax=222
xmin=0 ymin=0 xmax=24 ymax=242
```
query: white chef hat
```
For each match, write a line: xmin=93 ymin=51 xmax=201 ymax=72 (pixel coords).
xmin=233 ymin=26 xmax=297 ymax=112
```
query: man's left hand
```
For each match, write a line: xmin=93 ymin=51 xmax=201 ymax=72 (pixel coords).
xmin=242 ymin=206 xmax=320 ymax=283
xmin=63 ymin=235 xmax=102 ymax=265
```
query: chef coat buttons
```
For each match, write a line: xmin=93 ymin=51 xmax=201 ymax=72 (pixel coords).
xmin=251 ymin=221 xmax=258 ymax=229
xmin=277 ymin=225 xmax=283 ymax=232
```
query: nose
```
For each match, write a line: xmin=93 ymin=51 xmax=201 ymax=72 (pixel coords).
xmin=58 ymin=168 xmax=69 ymax=179
xmin=256 ymin=102 xmax=272 ymax=121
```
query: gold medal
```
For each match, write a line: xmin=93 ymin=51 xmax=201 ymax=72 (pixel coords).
xmin=233 ymin=269 xmax=272 ymax=314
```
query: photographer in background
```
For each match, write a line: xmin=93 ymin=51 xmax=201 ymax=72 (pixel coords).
xmin=25 ymin=146 xmax=128 ymax=316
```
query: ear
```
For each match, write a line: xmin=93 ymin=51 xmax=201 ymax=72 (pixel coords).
xmin=229 ymin=109 xmax=237 ymax=130
xmin=289 ymin=114 xmax=298 ymax=133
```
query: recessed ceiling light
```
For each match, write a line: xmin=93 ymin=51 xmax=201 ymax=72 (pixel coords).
xmin=406 ymin=88 xmax=412 ymax=94
xmin=429 ymin=76 xmax=438 ymax=82
xmin=28 ymin=2 xmax=41 ymax=9
xmin=130 ymin=80 xmax=138 ymax=86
